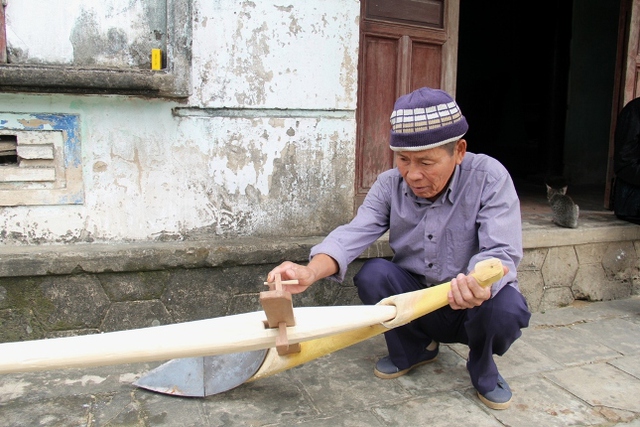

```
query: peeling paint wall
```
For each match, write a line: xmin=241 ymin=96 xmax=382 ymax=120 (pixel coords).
xmin=0 ymin=0 xmax=360 ymax=244
xmin=6 ymin=0 xmax=166 ymax=67
xmin=191 ymin=1 xmax=358 ymax=108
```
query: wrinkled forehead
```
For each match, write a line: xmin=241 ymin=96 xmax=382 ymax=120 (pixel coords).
xmin=395 ymin=146 xmax=449 ymax=160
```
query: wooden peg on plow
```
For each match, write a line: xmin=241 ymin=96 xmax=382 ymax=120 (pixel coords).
xmin=261 ymin=274 xmax=302 ymax=356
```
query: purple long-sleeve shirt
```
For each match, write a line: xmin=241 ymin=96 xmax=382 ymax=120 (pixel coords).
xmin=310 ymin=152 xmax=523 ymax=296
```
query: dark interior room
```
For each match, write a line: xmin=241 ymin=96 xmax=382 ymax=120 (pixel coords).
xmin=456 ymin=0 xmax=621 ymax=214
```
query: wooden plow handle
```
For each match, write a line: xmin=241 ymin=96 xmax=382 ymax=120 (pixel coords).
xmin=378 ymin=257 xmax=504 ymax=329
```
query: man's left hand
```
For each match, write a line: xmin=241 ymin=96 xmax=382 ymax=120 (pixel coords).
xmin=447 ymin=272 xmax=492 ymax=310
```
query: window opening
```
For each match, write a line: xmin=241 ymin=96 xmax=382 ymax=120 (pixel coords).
xmin=0 ymin=134 xmax=17 ymax=165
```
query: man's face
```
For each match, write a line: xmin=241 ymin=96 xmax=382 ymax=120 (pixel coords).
xmin=395 ymin=140 xmax=467 ymax=201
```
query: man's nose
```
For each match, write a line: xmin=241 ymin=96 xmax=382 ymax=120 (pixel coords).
xmin=406 ymin=164 xmax=422 ymax=180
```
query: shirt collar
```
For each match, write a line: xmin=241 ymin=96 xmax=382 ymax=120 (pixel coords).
xmin=445 ymin=164 xmax=461 ymax=204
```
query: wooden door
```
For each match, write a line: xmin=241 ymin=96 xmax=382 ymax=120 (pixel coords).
xmin=355 ymin=0 xmax=460 ymax=210
xmin=606 ymin=0 xmax=640 ymax=208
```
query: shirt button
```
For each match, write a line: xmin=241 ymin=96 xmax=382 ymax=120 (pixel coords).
xmin=428 ymin=234 xmax=433 ymax=240
xmin=428 ymin=263 xmax=433 ymax=268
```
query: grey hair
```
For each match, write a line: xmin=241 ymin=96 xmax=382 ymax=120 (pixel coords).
xmin=441 ymin=140 xmax=459 ymax=156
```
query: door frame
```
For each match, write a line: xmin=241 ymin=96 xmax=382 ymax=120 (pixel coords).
xmin=606 ymin=0 xmax=640 ymax=208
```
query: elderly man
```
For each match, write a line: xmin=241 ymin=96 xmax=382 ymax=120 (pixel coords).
xmin=267 ymin=87 xmax=531 ymax=410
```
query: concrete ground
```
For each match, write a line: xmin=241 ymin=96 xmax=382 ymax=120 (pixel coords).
xmin=0 ymin=296 xmax=639 ymax=427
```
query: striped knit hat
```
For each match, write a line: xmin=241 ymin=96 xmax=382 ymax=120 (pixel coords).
xmin=389 ymin=87 xmax=468 ymax=151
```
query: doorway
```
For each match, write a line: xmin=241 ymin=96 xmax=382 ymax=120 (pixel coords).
xmin=456 ymin=1 xmax=620 ymax=211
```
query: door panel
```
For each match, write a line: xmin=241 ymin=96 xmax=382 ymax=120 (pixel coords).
xmin=411 ymin=42 xmax=443 ymax=89
xmin=355 ymin=0 xmax=459 ymax=209
xmin=358 ymin=36 xmax=399 ymax=190
xmin=365 ymin=0 xmax=444 ymax=28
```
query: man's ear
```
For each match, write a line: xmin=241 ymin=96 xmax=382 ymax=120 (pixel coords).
xmin=455 ymin=139 xmax=467 ymax=164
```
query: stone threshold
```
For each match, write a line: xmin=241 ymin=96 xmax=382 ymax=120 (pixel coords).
xmin=0 ymin=211 xmax=638 ymax=278
xmin=522 ymin=210 xmax=640 ymax=248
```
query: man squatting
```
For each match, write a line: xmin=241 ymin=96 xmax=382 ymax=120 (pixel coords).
xmin=267 ymin=87 xmax=531 ymax=410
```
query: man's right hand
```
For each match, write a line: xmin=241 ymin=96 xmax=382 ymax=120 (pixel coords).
xmin=266 ymin=254 xmax=339 ymax=294
xmin=266 ymin=261 xmax=315 ymax=294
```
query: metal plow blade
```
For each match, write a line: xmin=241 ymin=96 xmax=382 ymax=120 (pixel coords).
xmin=134 ymin=349 xmax=267 ymax=397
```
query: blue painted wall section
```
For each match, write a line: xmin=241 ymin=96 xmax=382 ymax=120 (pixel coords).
xmin=0 ymin=113 xmax=81 ymax=168
xmin=0 ymin=112 xmax=83 ymax=204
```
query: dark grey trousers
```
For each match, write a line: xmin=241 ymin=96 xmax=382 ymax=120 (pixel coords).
xmin=354 ymin=258 xmax=531 ymax=394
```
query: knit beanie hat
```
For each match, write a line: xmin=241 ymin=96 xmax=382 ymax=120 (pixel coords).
xmin=389 ymin=87 xmax=468 ymax=151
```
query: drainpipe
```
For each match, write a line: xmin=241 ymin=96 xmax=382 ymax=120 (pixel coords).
xmin=0 ymin=0 xmax=6 ymax=63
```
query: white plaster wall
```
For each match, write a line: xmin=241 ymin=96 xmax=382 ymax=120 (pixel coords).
xmin=190 ymin=0 xmax=359 ymax=108
xmin=0 ymin=1 xmax=360 ymax=244
xmin=8 ymin=1 xmax=97 ymax=62
xmin=6 ymin=0 xmax=165 ymax=67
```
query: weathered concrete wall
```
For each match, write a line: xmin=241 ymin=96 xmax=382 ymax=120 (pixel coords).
xmin=519 ymin=217 xmax=640 ymax=312
xmin=0 ymin=238 xmax=369 ymax=343
xmin=519 ymin=242 xmax=640 ymax=312
xmin=6 ymin=0 xmax=167 ymax=68
xmin=0 ymin=0 xmax=360 ymax=244
xmin=189 ymin=1 xmax=359 ymax=109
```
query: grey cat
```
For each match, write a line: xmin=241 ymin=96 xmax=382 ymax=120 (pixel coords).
xmin=546 ymin=183 xmax=579 ymax=228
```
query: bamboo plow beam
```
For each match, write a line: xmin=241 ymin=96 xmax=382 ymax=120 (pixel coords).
xmin=0 ymin=258 xmax=503 ymax=376
xmin=0 ymin=305 xmax=396 ymax=374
